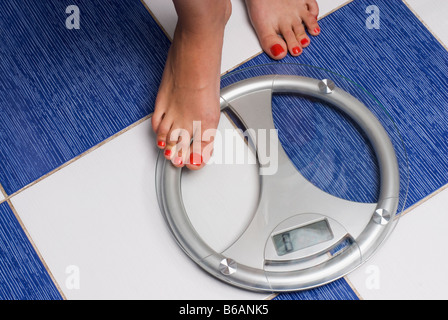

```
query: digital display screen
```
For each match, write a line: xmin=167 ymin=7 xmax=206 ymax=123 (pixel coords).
xmin=273 ymin=219 xmax=333 ymax=256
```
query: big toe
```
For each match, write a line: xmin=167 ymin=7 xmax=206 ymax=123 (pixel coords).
xmin=186 ymin=134 xmax=216 ymax=170
xmin=258 ymin=31 xmax=287 ymax=60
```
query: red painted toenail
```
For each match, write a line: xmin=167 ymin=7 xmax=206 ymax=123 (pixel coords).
xmin=300 ymin=38 xmax=309 ymax=46
xmin=270 ymin=44 xmax=285 ymax=57
xmin=190 ymin=153 xmax=203 ymax=166
xmin=174 ymin=157 xmax=183 ymax=166
xmin=164 ymin=149 xmax=171 ymax=157
xmin=157 ymin=140 xmax=166 ymax=148
xmin=314 ymin=27 xmax=320 ymax=34
xmin=292 ymin=46 xmax=302 ymax=55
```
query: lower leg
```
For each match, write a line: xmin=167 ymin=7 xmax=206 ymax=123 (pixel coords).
xmin=152 ymin=0 xmax=232 ymax=169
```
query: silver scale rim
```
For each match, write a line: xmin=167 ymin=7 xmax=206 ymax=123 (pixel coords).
xmin=155 ymin=75 xmax=400 ymax=292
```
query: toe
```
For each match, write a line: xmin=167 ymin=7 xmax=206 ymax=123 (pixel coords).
xmin=265 ymin=38 xmax=287 ymax=60
xmin=172 ymin=154 xmax=185 ymax=168
xmin=173 ymin=146 xmax=189 ymax=168
xmin=293 ymin=23 xmax=311 ymax=48
xmin=186 ymin=126 xmax=217 ymax=170
xmin=302 ymin=11 xmax=320 ymax=36
xmin=269 ymin=42 xmax=287 ymax=59
xmin=299 ymin=35 xmax=310 ymax=48
xmin=256 ymin=24 xmax=287 ymax=60
xmin=186 ymin=141 xmax=212 ymax=170
xmin=163 ymin=145 xmax=174 ymax=160
xmin=155 ymin=116 xmax=172 ymax=150
xmin=280 ymin=24 xmax=302 ymax=56
xmin=186 ymin=152 xmax=204 ymax=170
xmin=186 ymin=131 xmax=208 ymax=170
xmin=306 ymin=0 xmax=319 ymax=19
xmin=167 ymin=126 xmax=191 ymax=167
xmin=168 ymin=144 xmax=187 ymax=168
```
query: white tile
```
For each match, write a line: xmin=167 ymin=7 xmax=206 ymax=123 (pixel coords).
xmin=0 ymin=190 xmax=5 ymax=203
xmin=405 ymin=0 xmax=448 ymax=47
xmin=10 ymin=116 xmax=267 ymax=300
xmin=347 ymin=187 xmax=448 ymax=300
xmin=144 ymin=0 xmax=350 ymax=73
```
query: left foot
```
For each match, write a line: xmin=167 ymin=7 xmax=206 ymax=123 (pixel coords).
xmin=245 ymin=0 xmax=320 ymax=59
xmin=152 ymin=0 xmax=232 ymax=170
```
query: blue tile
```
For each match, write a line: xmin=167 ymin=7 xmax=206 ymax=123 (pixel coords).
xmin=0 ymin=201 xmax=62 ymax=300
xmin=0 ymin=0 xmax=170 ymax=194
xmin=273 ymin=278 xmax=359 ymax=300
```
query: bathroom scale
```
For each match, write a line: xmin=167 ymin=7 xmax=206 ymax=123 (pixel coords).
xmin=155 ymin=65 xmax=406 ymax=292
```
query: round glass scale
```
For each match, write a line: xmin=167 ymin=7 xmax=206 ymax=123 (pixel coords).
xmin=155 ymin=64 xmax=409 ymax=292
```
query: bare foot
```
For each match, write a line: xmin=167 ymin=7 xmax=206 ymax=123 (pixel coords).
xmin=152 ymin=0 xmax=232 ymax=170
xmin=245 ymin=0 xmax=320 ymax=59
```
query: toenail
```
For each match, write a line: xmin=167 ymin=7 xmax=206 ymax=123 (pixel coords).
xmin=292 ymin=46 xmax=302 ymax=55
xmin=314 ymin=27 xmax=320 ymax=34
xmin=190 ymin=153 xmax=203 ymax=166
xmin=300 ymin=38 xmax=309 ymax=46
xmin=158 ymin=140 xmax=166 ymax=148
xmin=173 ymin=157 xmax=183 ymax=166
xmin=270 ymin=44 xmax=285 ymax=57
xmin=164 ymin=149 xmax=171 ymax=157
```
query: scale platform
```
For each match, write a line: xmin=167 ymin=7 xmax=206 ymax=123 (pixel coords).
xmin=155 ymin=65 xmax=408 ymax=292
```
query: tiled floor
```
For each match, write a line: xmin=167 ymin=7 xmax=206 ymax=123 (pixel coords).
xmin=1 ymin=0 xmax=447 ymax=300
xmin=348 ymin=186 xmax=448 ymax=300
xmin=146 ymin=0 xmax=349 ymax=73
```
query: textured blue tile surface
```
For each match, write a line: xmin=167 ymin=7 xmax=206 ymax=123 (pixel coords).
xmin=0 ymin=0 xmax=170 ymax=194
xmin=224 ymin=0 xmax=448 ymax=300
xmin=0 ymin=201 xmax=62 ymax=300
xmin=273 ymin=278 xmax=359 ymax=300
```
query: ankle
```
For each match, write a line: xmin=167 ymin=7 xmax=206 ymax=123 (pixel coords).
xmin=174 ymin=0 xmax=231 ymax=33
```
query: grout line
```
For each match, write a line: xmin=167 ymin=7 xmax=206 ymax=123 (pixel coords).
xmin=265 ymin=293 xmax=278 ymax=300
xmin=320 ymin=0 xmax=355 ymax=20
xmin=400 ymin=182 xmax=448 ymax=218
xmin=0 ymin=183 xmax=8 ymax=205
xmin=6 ymin=198 xmax=67 ymax=300
xmin=140 ymin=0 xmax=173 ymax=42
xmin=7 ymin=114 xmax=152 ymax=201
xmin=222 ymin=50 xmax=264 ymax=76
xmin=402 ymin=0 xmax=448 ymax=52
xmin=343 ymin=276 xmax=363 ymax=300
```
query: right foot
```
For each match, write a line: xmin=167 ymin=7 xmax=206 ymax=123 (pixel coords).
xmin=152 ymin=0 xmax=232 ymax=170
xmin=245 ymin=0 xmax=320 ymax=59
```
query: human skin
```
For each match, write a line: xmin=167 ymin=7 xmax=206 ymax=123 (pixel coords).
xmin=152 ymin=0 xmax=320 ymax=170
